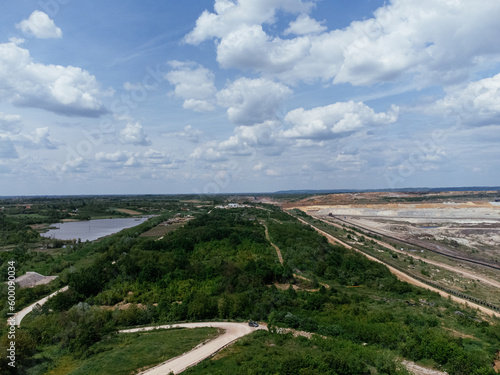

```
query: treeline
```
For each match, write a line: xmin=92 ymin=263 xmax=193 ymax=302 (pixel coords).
xmin=267 ymin=218 xmax=403 ymax=290
xmin=0 ymin=215 xmax=40 ymax=245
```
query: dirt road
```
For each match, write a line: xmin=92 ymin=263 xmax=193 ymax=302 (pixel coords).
xmin=262 ymin=222 xmax=284 ymax=264
xmin=119 ymin=322 xmax=265 ymax=374
xmin=313 ymin=216 xmax=500 ymax=290
xmin=12 ymin=286 xmax=69 ymax=326
xmin=293 ymin=216 xmax=500 ymax=318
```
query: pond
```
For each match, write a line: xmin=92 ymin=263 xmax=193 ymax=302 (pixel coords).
xmin=41 ymin=217 xmax=152 ymax=242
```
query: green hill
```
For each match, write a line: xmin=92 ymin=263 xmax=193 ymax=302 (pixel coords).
xmin=1 ymin=204 xmax=499 ymax=374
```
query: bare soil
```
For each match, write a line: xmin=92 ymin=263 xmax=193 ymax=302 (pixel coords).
xmin=402 ymin=360 xmax=448 ymax=375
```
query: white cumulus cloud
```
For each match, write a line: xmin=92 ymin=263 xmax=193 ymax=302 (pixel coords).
xmin=217 ymin=77 xmax=292 ymax=125
xmin=284 ymin=14 xmax=326 ymax=36
xmin=187 ymin=0 xmax=500 ymax=88
xmin=282 ymin=101 xmax=399 ymax=139
xmin=0 ymin=41 xmax=109 ymax=117
xmin=216 ymin=24 xmax=311 ymax=73
xmin=165 ymin=61 xmax=217 ymax=112
xmin=119 ymin=122 xmax=152 ymax=146
xmin=16 ymin=11 xmax=62 ymax=39
xmin=435 ymin=73 xmax=500 ymax=126
xmin=184 ymin=0 xmax=314 ymax=44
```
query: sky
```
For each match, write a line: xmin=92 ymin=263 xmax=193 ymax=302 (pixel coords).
xmin=1 ymin=0 xmax=499 ymax=196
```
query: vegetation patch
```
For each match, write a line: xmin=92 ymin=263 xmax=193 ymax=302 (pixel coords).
xmin=37 ymin=327 xmax=219 ymax=375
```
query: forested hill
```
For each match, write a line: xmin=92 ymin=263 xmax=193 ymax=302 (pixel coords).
xmin=1 ymin=205 xmax=499 ymax=374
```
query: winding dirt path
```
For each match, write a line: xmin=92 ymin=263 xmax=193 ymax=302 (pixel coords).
xmin=119 ymin=322 xmax=265 ymax=374
xmin=262 ymin=221 xmax=330 ymax=290
xmin=262 ymin=222 xmax=283 ymax=265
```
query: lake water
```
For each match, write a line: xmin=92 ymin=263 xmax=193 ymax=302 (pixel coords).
xmin=41 ymin=217 xmax=151 ymax=242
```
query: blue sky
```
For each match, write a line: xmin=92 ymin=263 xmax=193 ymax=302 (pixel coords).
xmin=1 ymin=0 xmax=499 ymax=195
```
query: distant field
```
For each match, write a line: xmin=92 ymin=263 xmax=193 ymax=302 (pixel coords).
xmin=140 ymin=222 xmax=185 ymax=237
xmin=114 ymin=208 xmax=143 ymax=215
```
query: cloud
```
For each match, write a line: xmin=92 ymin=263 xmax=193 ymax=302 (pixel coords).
xmin=434 ymin=73 xmax=500 ymax=126
xmin=96 ymin=150 xmax=130 ymax=162
xmin=265 ymin=168 xmax=279 ymax=176
xmin=191 ymin=101 xmax=398 ymax=164
xmin=173 ymin=125 xmax=204 ymax=143
xmin=16 ymin=11 xmax=62 ymax=39
xmin=95 ymin=149 xmax=177 ymax=169
xmin=253 ymin=162 xmax=264 ymax=171
xmin=0 ymin=41 xmax=109 ymax=117
xmin=141 ymin=149 xmax=174 ymax=165
xmin=165 ymin=61 xmax=216 ymax=112
xmin=216 ymin=24 xmax=311 ymax=73
xmin=284 ymin=14 xmax=326 ymax=36
xmin=218 ymin=121 xmax=282 ymax=156
xmin=0 ymin=139 xmax=18 ymax=159
xmin=297 ymin=150 xmax=370 ymax=176
xmin=16 ymin=127 xmax=58 ymax=149
xmin=187 ymin=0 xmax=500 ymax=87
xmin=0 ymin=112 xmax=59 ymax=150
xmin=184 ymin=0 xmax=314 ymax=45
xmin=217 ymin=77 xmax=292 ymax=125
xmin=0 ymin=113 xmax=22 ymax=133
xmin=60 ymin=157 xmax=87 ymax=174
xmin=282 ymin=101 xmax=399 ymax=139
xmin=119 ymin=122 xmax=152 ymax=146
xmin=191 ymin=144 xmax=227 ymax=161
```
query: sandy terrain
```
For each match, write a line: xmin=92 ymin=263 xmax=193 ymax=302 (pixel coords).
xmin=282 ymin=191 xmax=499 ymax=208
xmin=119 ymin=322 xmax=265 ymax=374
xmin=304 ymin=201 xmax=500 ymax=220
xmin=402 ymin=360 xmax=448 ymax=375
xmin=290 ymin=195 xmax=500 ymax=267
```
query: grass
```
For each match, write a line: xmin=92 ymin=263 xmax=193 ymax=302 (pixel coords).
xmin=140 ymin=222 xmax=185 ymax=238
xmin=112 ymin=208 xmax=143 ymax=216
xmin=184 ymin=330 xmax=410 ymax=375
xmin=44 ymin=327 xmax=219 ymax=375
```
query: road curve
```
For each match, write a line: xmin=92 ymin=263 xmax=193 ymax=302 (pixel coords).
xmin=12 ymin=286 xmax=69 ymax=326
xmin=119 ymin=322 xmax=266 ymax=374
